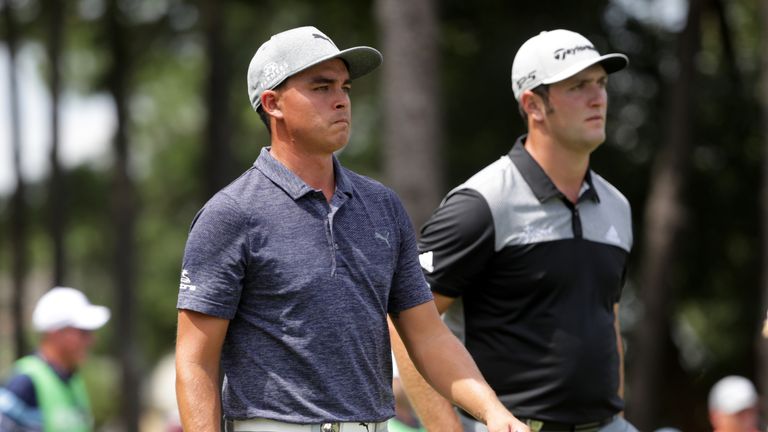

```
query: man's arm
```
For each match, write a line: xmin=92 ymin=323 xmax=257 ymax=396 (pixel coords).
xmin=175 ymin=309 xmax=229 ymax=432
xmin=390 ymin=301 xmax=529 ymax=432
xmin=389 ymin=293 xmax=462 ymax=431
xmin=0 ymin=375 xmax=42 ymax=432
xmin=613 ymin=303 xmax=624 ymax=399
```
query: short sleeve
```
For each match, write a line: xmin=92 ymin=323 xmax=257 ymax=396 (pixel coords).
xmin=417 ymin=189 xmax=495 ymax=298
xmin=176 ymin=192 xmax=250 ymax=319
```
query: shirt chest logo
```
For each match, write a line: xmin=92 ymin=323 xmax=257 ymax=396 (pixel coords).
xmin=374 ymin=231 xmax=391 ymax=248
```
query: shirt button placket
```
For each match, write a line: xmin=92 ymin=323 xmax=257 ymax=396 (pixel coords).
xmin=325 ymin=218 xmax=337 ymax=275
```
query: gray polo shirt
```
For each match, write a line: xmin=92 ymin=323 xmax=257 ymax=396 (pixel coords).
xmin=177 ymin=147 xmax=432 ymax=423
xmin=419 ymin=135 xmax=632 ymax=423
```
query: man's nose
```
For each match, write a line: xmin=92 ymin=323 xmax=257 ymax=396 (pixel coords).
xmin=334 ymin=89 xmax=349 ymax=110
xmin=589 ymin=86 xmax=607 ymax=106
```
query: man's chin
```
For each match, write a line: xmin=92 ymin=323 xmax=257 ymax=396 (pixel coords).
xmin=584 ymin=132 xmax=606 ymax=150
xmin=328 ymin=139 xmax=349 ymax=154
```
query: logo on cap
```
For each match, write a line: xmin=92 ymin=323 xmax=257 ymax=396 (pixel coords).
xmin=516 ymin=71 xmax=537 ymax=90
xmin=553 ymin=44 xmax=597 ymax=61
xmin=312 ymin=33 xmax=335 ymax=47
xmin=260 ymin=62 xmax=288 ymax=90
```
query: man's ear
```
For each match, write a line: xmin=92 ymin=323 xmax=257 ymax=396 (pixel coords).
xmin=261 ymin=90 xmax=283 ymax=119
xmin=521 ymin=91 xmax=545 ymax=122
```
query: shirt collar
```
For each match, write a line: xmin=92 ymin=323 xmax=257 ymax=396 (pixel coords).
xmin=254 ymin=147 xmax=353 ymax=201
xmin=508 ymin=135 xmax=600 ymax=204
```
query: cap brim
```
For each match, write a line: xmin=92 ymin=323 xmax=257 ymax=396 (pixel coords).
xmin=335 ymin=46 xmax=383 ymax=80
xmin=542 ymin=53 xmax=628 ymax=85
xmin=71 ymin=305 xmax=111 ymax=330
xmin=266 ymin=46 xmax=382 ymax=95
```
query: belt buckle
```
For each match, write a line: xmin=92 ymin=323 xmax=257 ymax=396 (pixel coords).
xmin=321 ymin=423 xmax=340 ymax=432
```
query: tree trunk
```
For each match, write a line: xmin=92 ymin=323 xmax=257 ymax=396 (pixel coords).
xmin=3 ymin=0 xmax=28 ymax=359
xmin=710 ymin=0 xmax=740 ymax=93
xmin=375 ymin=0 xmax=442 ymax=229
xmin=202 ymin=0 xmax=232 ymax=200
xmin=46 ymin=0 xmax=66 ymax=285
xmin=626 ymin=0 xmax=702 ymax=429
xmin=106 ymin=1 xmax=140 ymax=430
xmin=758 ymin=0 xmax=768 ymax=418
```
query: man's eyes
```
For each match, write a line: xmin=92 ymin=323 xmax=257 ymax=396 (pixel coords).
xmin=311 ymin=85 xmax=352 ymax=93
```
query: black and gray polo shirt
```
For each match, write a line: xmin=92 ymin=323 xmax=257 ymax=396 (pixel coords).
xmin=418 ymin=135 xmax=632 ymax=423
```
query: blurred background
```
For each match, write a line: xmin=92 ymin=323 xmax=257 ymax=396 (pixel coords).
xmin=0 ymin=0 xmax=766 ymax=430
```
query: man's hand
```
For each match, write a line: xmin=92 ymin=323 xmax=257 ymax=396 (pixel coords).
xmin=484 ymin=406 xmax=530 ymax=432
xmin=391 ymin=301 xmax=530 ymax=432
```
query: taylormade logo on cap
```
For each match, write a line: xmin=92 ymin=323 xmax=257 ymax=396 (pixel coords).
xmin=247 ymin=26 xmax=383 ymax=111
xmin=511 ymin=29 xmax=629 ymax=101
xmin=554 ymin=44 xmax=598 ymax=60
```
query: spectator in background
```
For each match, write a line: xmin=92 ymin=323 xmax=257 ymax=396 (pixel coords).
xmin=708 ymin=375 xmax=760 ymax=432
xmin=0 ymin=287 xmax=110 ymax=432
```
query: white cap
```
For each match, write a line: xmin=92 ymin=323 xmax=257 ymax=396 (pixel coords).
xmin=708 ymin=375 xmax=758 ymax=414
xmin=511 ymin=29 xmax=628 ymax=101
xmin=247 ymin=26 xmax=383 ymax=111
xmin=32 ymin=287 xmax=111 ymax=332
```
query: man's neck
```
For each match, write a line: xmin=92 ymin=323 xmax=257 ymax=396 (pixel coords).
xmin=524 ymin=131 xmax=591 ymax=204
xmin=269 ymin=142 xmax=336 ymax=202
xmin=38 ymin=342 xmax=74 ymax=374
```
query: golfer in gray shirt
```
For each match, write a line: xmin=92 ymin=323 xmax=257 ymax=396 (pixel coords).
xmin=175 ymin=26 xmax=529 ymax=432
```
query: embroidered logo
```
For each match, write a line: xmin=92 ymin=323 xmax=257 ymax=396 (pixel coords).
xmin=519 ymin=225 xmax=556 ymax=244
xmin=516 ymin=70 xmax=537 ymax=90
xmin=553 ymin=44 xmax=597 ymax=61
xmin=419 ymin=251 xmax=434 ymax=273
xmin=313 ymin=33 xmax=336 ymax=48
xmin=375 ymin=231 xmax=391 ymax=248
xmin=605 ymin=225 xmax=621 ymax=245
xmin=179 ymin=269 xmax=197 ymax=291
xmin=260 ymin=61 xmax=288 ymax=89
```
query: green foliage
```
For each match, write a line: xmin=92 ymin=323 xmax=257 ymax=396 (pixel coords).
xmin=79 ymin=355 xmax=120 ymax=429
xmin=2 ymin=0 xmax=767 ymax=429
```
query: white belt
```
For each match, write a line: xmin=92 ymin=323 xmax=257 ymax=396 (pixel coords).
xmin=232 ymin=418 xmax=388 ymax=432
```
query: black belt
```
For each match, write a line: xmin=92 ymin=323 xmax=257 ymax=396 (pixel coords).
xmin=520 ymin=416 xmax=614 ymax=432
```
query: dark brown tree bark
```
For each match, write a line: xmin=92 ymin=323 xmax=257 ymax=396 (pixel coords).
xmin=758 ymin=0 xmax=768 ymax=418
xmin=710 ymin=0 xmax=741 ymax=95
xmin=202 ymin=0 xmax=232 ymax=200
xmin=375 ymin=0 xmax=443 ymax=229
xmin=106 ymin=1 xmax=140 ymax=430
xmin=3 ymin=0 xmax=28 ymax=359
xmin=626 ymin=0 xmax=702 ymax=429
xmin=46 ymin=0 xmax=66 ymax=285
